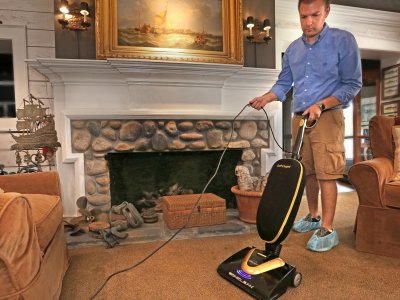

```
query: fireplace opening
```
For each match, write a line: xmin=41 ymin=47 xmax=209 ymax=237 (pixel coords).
xmin=105 ymin=149 xmax=242 ymax=210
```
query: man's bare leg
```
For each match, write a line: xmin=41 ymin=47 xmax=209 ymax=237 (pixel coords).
xmin=305 ymin=174 xmax=319 ymax=218
xmin=319 ymin=179 xmax=337 ymax=230
xmin=306 ymin=179 xmax=339 ymax=252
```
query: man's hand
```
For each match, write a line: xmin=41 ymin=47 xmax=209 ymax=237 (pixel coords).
xmin=303 ymin=103 xmax=322 ymax=121
xmin=249 ymin=92 xmax=277 ymax=110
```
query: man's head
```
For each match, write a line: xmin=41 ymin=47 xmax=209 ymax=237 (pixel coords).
xmin=298 ymin=0 xmax=330 ymax=43
xmin=298 ymin=0 xmax=331 ymax=9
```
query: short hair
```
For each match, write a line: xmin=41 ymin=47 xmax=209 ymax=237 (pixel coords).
xmin=298 ymin=0 xmax=331 ymax=9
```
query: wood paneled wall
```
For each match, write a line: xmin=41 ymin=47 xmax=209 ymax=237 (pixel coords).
xmin=0 ymin=0 xmax=54 ymax=170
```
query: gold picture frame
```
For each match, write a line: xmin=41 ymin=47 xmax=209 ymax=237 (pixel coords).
xmin=96 ymin=0 xmax=243 ymax=64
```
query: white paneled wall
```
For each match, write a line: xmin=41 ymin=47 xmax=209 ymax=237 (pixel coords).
xmin=0 ymin=0 xmax=54 ymax=171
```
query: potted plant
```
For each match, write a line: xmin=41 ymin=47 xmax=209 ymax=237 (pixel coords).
xmin=231 ymin=165 xmax=268 ymax=224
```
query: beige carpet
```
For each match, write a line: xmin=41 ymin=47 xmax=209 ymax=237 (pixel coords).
xmin=60 ymin=192 xmax=400 ymax=300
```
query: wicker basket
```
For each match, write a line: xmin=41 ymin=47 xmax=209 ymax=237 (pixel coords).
xmin=163 ymin=193 xmax=226 ymax=229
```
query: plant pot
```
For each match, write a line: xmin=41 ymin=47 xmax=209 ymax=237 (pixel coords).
xmin=231 ymin=185 xmax=262 ymax=224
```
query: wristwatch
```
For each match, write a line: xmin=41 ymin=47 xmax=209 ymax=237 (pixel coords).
xmin=316 ymin=102 xmax=325 ymax=111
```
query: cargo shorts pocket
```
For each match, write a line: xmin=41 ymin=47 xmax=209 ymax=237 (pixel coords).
xmin=324 ymin=143 xmax=345 ymax=175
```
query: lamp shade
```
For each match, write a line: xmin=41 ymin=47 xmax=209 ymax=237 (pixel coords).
xmin=246 ymin=16 xmax=255 ymax=28
xmin=80 ymin=2 xmax=89 ymax=16
xmin=60 ymin=0 xmax=69 ymax=14
xmin=263 ymin=19 xmax=271 ymax=30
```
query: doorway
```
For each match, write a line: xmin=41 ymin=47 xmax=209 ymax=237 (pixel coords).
xmin=344 ymin=59 xmax=380 ymax=174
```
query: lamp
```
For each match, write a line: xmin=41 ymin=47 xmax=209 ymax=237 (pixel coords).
xmin=58 ymin=0 xmax=91 ymax=31
xmin=245 ymin=16 xmax=272 ymax=44
xmin=246 ymin=16 xmax=255 ymax=41
xmin=262 ymin=19 xmax=272 ymax=43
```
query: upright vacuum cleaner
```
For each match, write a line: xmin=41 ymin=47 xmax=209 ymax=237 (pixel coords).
xmin=217 ymin=115 xmax=313 ymax=300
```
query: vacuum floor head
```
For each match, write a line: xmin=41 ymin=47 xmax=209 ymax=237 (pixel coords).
xmin=217 ymin=247 xmax=302 ymax=299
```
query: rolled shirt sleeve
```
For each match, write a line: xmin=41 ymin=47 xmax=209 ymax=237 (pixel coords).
xmin=331 ymin=34 xmax=362 ymax=106
xmin=270 ymin=53 xmax=294 ymax=102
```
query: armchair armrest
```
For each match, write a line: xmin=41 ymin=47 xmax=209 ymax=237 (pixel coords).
xmin=0 ymin=193 xmax=41 ymax=298
xmin=0 ymin=172 xmax=61 ymax=196
xmin=348 ymin=157 xmax=393 ymax=208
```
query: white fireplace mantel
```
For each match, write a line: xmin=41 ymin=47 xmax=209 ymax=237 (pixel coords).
xmin=29 ymin=58 xmax=283 ymax=216
xmin=30 ymin=59 xmax=281 ymax=118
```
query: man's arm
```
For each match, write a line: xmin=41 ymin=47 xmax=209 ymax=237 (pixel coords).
xmin=304 ymin=33 xmax=362 ymax=121
xmin=249 ymin=91 xmax=278 ymax=110
xmin=303 ymin=96 xmax=341 ymax=121
xmin=249 ymin=51 xmax=294 ymax=110
xmin=332 ymin=34 xmax=362 ymax=106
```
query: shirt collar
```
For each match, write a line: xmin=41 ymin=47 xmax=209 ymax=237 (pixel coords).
xmin=302 ymin=23 xmax=329 ymax=45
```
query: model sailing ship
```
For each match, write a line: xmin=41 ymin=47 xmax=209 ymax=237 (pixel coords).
xmin=10 ymin=94 xmax=61 ymax=150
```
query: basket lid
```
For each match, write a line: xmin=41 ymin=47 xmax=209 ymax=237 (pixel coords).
xmin=163 ymin=193 xmax=225 ymax=211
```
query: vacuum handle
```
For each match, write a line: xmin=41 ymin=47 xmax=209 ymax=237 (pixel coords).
xmin=291 ymin=116 xmax=308 ymax=160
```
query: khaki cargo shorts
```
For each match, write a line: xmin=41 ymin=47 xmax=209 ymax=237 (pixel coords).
xmin=291 ymin=109 xmax=345 ymax=180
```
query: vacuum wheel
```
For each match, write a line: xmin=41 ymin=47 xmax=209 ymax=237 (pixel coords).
xmin=292 ymin=271 xmax=302 ymax=288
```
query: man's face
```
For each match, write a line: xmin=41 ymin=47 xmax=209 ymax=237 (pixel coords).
xmin=299 ymin=0 xmax=330 ymax=41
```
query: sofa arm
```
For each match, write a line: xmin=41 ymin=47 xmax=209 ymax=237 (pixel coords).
xmin=0 ymin=172 xmax=61 ymax=196
xmin=348 ymin=157 xmax=393 ymax=208
xmin=0 ymin=193 xmax=42 ymax=299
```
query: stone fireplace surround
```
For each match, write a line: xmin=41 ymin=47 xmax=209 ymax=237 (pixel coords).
xmin=71 ymin=118 xmax=270 ymax=212
xmin=30 ymin=59 xmax=282 ymax=216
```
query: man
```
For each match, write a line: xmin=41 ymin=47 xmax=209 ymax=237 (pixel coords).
xmin=249 ymin=0 xmax=362 ymax=252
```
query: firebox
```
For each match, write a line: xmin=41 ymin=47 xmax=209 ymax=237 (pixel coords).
xmin=106 ymin=150 xmax=242 ymax=210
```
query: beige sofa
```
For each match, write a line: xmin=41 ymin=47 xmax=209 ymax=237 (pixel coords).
xmin=0 ymin=172 xmax=69 ymax=299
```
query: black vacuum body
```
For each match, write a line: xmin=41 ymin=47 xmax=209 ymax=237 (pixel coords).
xmin=218 ymin=117 xmax=309 ymax=299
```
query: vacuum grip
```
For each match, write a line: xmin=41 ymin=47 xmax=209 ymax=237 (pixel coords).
xmin=291 ymin=116 xmax=309 ymax=160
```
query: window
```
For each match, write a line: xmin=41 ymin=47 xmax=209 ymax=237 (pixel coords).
xmin=0 ymin=40 xmax=15 ymax=118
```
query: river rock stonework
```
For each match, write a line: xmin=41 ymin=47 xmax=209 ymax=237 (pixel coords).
xmin=71 ymin=119 xmax=270 ymax=211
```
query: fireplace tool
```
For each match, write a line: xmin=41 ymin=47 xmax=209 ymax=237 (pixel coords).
xmin=217 ymin=114 xmax=316 ymax=299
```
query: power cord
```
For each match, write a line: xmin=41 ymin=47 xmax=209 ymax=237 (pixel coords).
xmin=260 ymin=107 xmax=292 ymax=156
xmin=88 ymin=104 xmax=289 ymax=299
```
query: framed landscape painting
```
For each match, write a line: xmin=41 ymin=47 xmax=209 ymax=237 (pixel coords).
xmin=96 ymin=0 xmax=243 ymax=64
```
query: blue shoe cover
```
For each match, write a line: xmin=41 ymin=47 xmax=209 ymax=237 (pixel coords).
xmin=292 ymin=214 xmax=321 ymax=232
xmin=307 ymin=228 xmax=339 ymax=252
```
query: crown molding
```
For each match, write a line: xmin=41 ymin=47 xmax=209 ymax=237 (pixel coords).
xmin=276 ymin=0 xmax=400 ymax=42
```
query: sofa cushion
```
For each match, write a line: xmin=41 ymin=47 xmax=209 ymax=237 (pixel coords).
xmin=24 ymin=194 xmax=63 ymax=251
xmin=385 ymin=181 xmax=400 ymax=209
xmin=392 ymin=125 xmax=400 ymax=181
xmin=369 ymin=115 xmax=395 ymax=160
xmin=0 ymin=172 xmax=61 ymax=196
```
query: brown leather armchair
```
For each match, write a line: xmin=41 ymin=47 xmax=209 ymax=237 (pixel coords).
xmin=348 ymin=115 xmax=400 ymax=259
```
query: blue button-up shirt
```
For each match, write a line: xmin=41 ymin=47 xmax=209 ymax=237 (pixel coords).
xmin=270 ymin=24 xmax=362 ymax=113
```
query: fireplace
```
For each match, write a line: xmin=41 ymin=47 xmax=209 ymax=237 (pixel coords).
xmin=30 ymin=58 xmax=282 ymax=216
xmin=105 ymin=150 xmax=243 ymax=209
xmin=71 ymin=117 xmax=271 ymax=214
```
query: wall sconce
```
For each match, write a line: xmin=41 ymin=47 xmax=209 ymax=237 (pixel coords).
xmin=58 ymin=0 xmax=90 ymax=31
xmin=245 ymin=16 xmax=272 ymax=44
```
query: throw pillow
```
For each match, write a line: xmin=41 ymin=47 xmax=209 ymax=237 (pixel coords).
xmin=392 ymin=125 xmax=400 ymax=181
